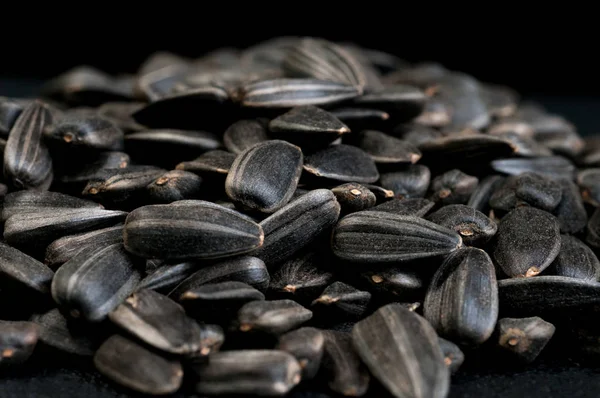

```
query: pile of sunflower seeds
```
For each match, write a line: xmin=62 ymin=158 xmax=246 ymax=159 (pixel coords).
xmin=0 ymin=36 xmax=599 ymax=397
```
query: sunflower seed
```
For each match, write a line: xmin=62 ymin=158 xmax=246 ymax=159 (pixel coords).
xmin=223 ymin=119 xmax=270 ymax=154
xmin=108 ymin=289 xmax=213 ymax=356
xmin=175 ymin=149 xmax=236 ymax=179
xmin=438 ymin=337 xmax=464 ymax=374
xmin=44 ymin=224 xmax=124 ymax=269
xmin=56 ymin=151 xmax=130 ymax=192
xmin=238 ymin=299 xmax=313 ymax=335
xmin=353 ymin=85 xmax=427 ymax=122
xmin=0 ymin=320 xmax=39 ymax=367
xmin=424 ymin=247 xmax=498 ymax=346
xmin=303 ymin=144 xmax=379 ymax=184
xmin=514 ymin=172 xmax=563 ymax=212
xmin=94 ymin=334 xmax=183 ymax=395
xmin=225 ymin=140 xmax=303 ymax=213
xmin=371 ymin=197 xmax=435 ymax=217
xmin=496 ymin=317 xmax=556 ymax=363
xmin=45 ymin=116 xmax=124 ymax=151
xmin=0 ymin=241 xmax=54 ymax=296
xmin=241 ymin=78 xmax=360 ymax=108
xmin=426 ymin=204 xmax=497 ymax=247
xmin=123 ymin=201 xmax=263 ymax=260
xmin=466 ymin=175 xmax=506 ymax=214
xmin=363 ymin=184 xmax=395 ymax=203
xmin=169 ymin=256 xmax=270 ymax=299
xmin=332 ymin=211 xmax=462 ymax=264
xmin=330 ymin=107 xmax=390 ymax=131
xmin=146 ymin=170 xmax=202 ymax=203
xmin=51 ymin=243 xmax=142 ymax=322
xmin=276 ymin=327 xmax=324 ymax=380
xmin=348 ymin=130 xmax=421 ymax=164
xmin=252 ymin=189 xmax=341 ymax=266
xmin=312 ymin=282 xmax=372 ymax=320
xmin=0 ymin=97 xmax=25 ymax=137
xmin=321 ymin=330 xmax=370 ymax=397
xmin=555 ymin=178 xmax=588 ymax=234
xmin=193 ymin=350 xmax=301 ymax=396
xmin=577 ymin=168 xmax=600 ymax=206
xmin=136 ymin=262 xmax=199 ymax=294
xmin=360 ymin=267 xmax=425 ymax=301
xmin=331 ymin=183 xmax=377 ymax=215
xmin=4 ymin=101 xmax=54 ymax=190
xmin=493 ymin=131 xmax=552 ymax=157
xmin=1 ymin=190 xmax=103 ymax=222
xmin=429 ymin=169 xmax=478 ymax=206
xmin=490 ymin=156 xmax=576 ymax=180
xmin=352 ymin=303 xmax=449 ymax=398
xmin=29 ymin=308 xmax=96 ymax=356
xmin=379 ymin=164 xmax=431 ymax=199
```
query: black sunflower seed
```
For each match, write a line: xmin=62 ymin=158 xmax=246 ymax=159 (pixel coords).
xmin=438 ymin=337 xmax=465 ymax=374
xmin=1 ymin=190 xmax=103 ymax=222
xmin=555 ymin=178 xmax=588 ymax=235
xmin=136 ymin=262 xmax=199 ymax=294
xmin=481 ymin=83 xmax=518 ymax=118
xmin=379 ymin=165 xmax=431 ymax=199
xmin=514 ymin=172 xmax=563 ymax=212
xmin=252 ymin=189 xmax=341 ymax=266
xmin=392 ymin=123 xmax=446 ymax=147
xmin=496 ymin=317 xmax=556 ymax=363
xmin=371 ymin=197 xmax=435 ymax=217
xmin=426 ymin=204 xmax=497 ymax=247
xmin=466 ymin=174 xmax=505 ymax=214
xmin=363 ymin=184 xmax=395 ymax=203
xmin=549 ymin=235 xmax=600 ymax=281
xmin=94 ymin=334 xmax=183 ymax=396
xmin=175 ymin=149 xmax=236 ymax=181
xmin=169 ymin=256 xmax=270 ymax=299
xmin=123 ymin=201 xmax=264 ymax=261
xmin=303 ymin=144 xmax=379 ymax=184
xmin=277 ymin=327 xmax=325 ymax=380
xmin=55 ymin=151 xmax=130 ymax=194
xmin=493 ymin=207 xmax=561 ymax=278
xmin=490 ymin=156 xmax=576 ymax=180
xmin=268 ymin=251 xmax=335 ymax=304
xmin=331 ymin=183 xmax=377 ymax=215
xmin=353 ymin=85 xmax=427 ymax=122
xmin=4 ymin=101 xmax=54 ymax=190
xmin=347 ymin=130 xmax=421 ymax=165
xmin=577 ymin=169 xmax=600 ymax=206
xmin=96 ymin=101 xmax=146 ymax=133
xmin=223 ymin=119 xmax=270 ymax=154
xmin=241 ymin=78 xmax=361 ymax=108
xmin=330 ymin=108 xmax=390 ymax=132
xmin=360 ymin=267 xmax=425 ymax=301
xmin=488 ymin=176 xmax=520 ymax=215
xmin=29 ymin=308 xmax=96 ymax=356
xmin=45 ymin=116 xmax=124 ymax=151
xmin=192 ymin=350 xmax=301 ymax=396
xmin=437 ymin=73 xmax=490 ymax=130
xmin=312 ymin=282 xmax=372 ymax=321
xmin=332 ymin=211 xmax=462 ymax=264
xmin=429 ymin=169 xmax=478 ymax=206
xmin=51 ymin=243 xmax=143 ymax=322
xmin=423 ymin=247 xmax=499 ymax=346
xmin=108 ymin=289 xmax=214 ymax=356
xmin=237 ymin=299 xmax=313 ymax=335
xmin=492 ymin=131 xmax=552 ymax=158
xmin=352 ymin=303 xmax=449 ymax=398
xmin=44 ymin=224 xmax=124 ymax=269
xmin=0 ymin=97 xmax=25 ymax=137
xmin=320 ymin=330 xmax=370 ymax=397
xmin=225 ymin=140 xmax=303 ymax=214
xmin=0 ymin=321 xmax=39 ymax=367
xmin=146 ymin=170 xmax=202 ymax=203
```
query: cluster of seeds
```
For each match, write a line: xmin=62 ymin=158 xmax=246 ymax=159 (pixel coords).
xmin=1 ymin=36 xmax=599 ymax=397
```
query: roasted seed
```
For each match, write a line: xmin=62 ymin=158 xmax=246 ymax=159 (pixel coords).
xmin=426 ymin=204 xmax=497 ymax=247
xmin=193 ymin=350 xmax=302 ymax=396
xmin=360 ymin=267 xmax=425 ymax=301
xmin=51 ymin=243 xmax=142 ymax=322
xmin=331 ymin=183 xmax=377 ymax=215
xmin=123 ymin=201 xmax=264 ymax=260
xmin=1 ymin=190 xmax=102 ymax=222
xmin=303 ymin=144 xmax=379 ymax=184
xmin=0 ymin=242 xmax=54 ymax=295
xmin=332 ymin=211 xmax=462 ymax=264
xmin=225 ymin=140 xmax=303 ymax=213
xmin=379 ymin=165 xmax=431 ymax=199
xmin=238 ymin=299 xmax=313 ymax=335
xmin=277 ymin=327 xmax=325 ymax=380
xmin=424 ymin=247 xmax=499 ymax=346
xmin=429 ymin=169 xmax=478 ymax=206
xmin=146 ymin=170 xmax=202 ymax=203
xmin=496 ymin=317 xmax=556 ymax=363
xmin=312 ymin=282 xmax=372 ymax=320
xmin=94 ymin=334 xmax=183 ymax=396
xmin=352 ymin=303 xmax=450 ymax=398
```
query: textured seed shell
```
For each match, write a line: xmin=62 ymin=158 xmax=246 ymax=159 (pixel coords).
xmin=29 ymin=308 xmax=96 ymax=356
xmin=170 ymin=256 xmax=270 ymax=299
xmin=252 ymin=189 xmax=341 ymax=266
xmin=351 ymin=130 xmax=421 ymax=164
xmin=94 ymin=334 xmax=183 ymax=395
xmin=360 ymin=267 xmax=425 ymax=301
xmin=556 ymin=178 xmax=588 ymax=234
xmin=426 ymin=204 xmax=497 ymax=247
xmin=82 ymin=166 xmax=166 ymax=203
xmin=269 ymin=105 xmax=350 ymax=135
xmin=179 ymin=281 xmax=265 ymax=305
xmin=321 ymin=330 xmax=370 ymax=397
xmin=372 ymin=198 xmax=435 ymax=217
xmin=123 ymin=201 xmax=264 ymax=260
xmin=0 ymin=242 xmax=54 ymax=294
xmin=176 ymin=149 xmax=236 ymax=177
xmin=496 ymin=317 xmax=556 ymax=363
xmin=493 ymin=207 xmax=561 ymax=278
xmin=136 ymin=262 xmax=198 ymax=293
xmin=1 ymin=190 xmax=103 ymax=222
xmin=45 ymin=224 xmax=124 ymax=268
xmin=193 ymin=350 xmax=301 ymax=396
xmin=0 ymin=320 xmax=39 ymax=366
xmin=108 ymin=289 xmax=206 ymax=355
xmin=550 ymin=235 xmax=600 ymax=281
xmin=51 ymin=243 xmax=142 ymax=322
xmin=466 ymin=175 xmax=505 ymax=214
xmin=424 ymin=248 xmax=499 ymax=346
xmin=57 ymin=151 xmax=130 ymax=185
xmin=241 ymin=78 xmax=360 ymax=108
xmin=225 ymin=140 xmax=303 ymax=213
xmin=46 ymin=116 xmax=124 ymax=151
xmin=4 ymin=101 xmax=54 ymax=190
xmin=277 ymin=327 xmax=324 ymax=380
xmin=419 ymin=135 xmax=515 ymax=168
xmin=223 ymin=119 xmax=270 ymax=154
xmin=514 ymin=172 xmax=562 ymax=212
xmin=312 ymin=282 xmax=372 ymax=320
xmin=331 ymin=183 xmax=377 ymax=215
xmin=438 ymin=337 xmax=465 ymax=374
xmin=352 ymin=303 xmax=450 ymax=398
xmin=379 ymin=165 xmax=431 ymax=199
xmin=238 ymin=299 xmax=313 ymax=334
xmin=147 ymin=170 xmax=202 ymax=203
xmin=332 ymin=211 xmax=462 ymax=263
xmin=490 ymin=156 xmax=576 ymax=180
xmin=304 ymin=144 xmax=379 ymax=183
xmin=429 ymin=169 xmax=478 ymax=205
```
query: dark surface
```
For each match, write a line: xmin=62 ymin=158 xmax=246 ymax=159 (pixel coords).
xmin=2 ymin=79 xmax=600 ymax=397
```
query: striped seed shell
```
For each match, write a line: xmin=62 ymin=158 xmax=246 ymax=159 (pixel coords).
xmin=549 ymin=235 xmax=600 ymax=281
xmin=45 ymin=116 xmax=124 ymax=151
xmin=303 ymin=144 xmax=379 ymax=184
xmin=331 ymin=211 xmax=462 ymax=264
xmin=176 ymin=149 xmax=236 ymax=178
xmin=429 ymin=169 xmax=478 ymax=206
xmin=123 ymin=201 xmax=264 ymax=261
xmin=423 ymin=247 xmax=499 ymax=346
xmin=136 ymin=262 xmax=198 ymax=294
xmin=29 ymin=308 xmax=96 ymax=356
xmin=238 ymin=299 xmax=313 ymax=335
xmin=495 ymin=317 xmax=556 ymax=363
xmin=146 ymin=170 xmax=202 ymax=204
xmin=493 ymin=207 xmax=561 ymax=278
xmin=277 ymin=327 xmax=324 ymax=380
xmin=490 ymin=156 xmax=576 ymax=180
xmin=4 ymin=101 xmax=54 ymax=190
xmin=348 ymin=130 xmax=421 ymax=164
xmin=51 ymin=243 xmax=143 ymax=322
xmin=352 ymin=303 xmax=449 ymax=398
xmin=426 ymin=204 xmax=497 ymax=247
xmin=379 ymin=165 xmax=431 ymax=199
xmin=312 ymin=282 xmax=372 ymax=320
xmin=555 ymin=178 xmax=588 ymax=235
xmin=225 ymin=140 xmax=303 ymax=214
xmin=1 ymin=190 xmax=103 ymax=222
xmin=0 ymin=242 xmax=54 ymax=295
xmin=438 ymin=337 xmax=465 ymax=374
xmin=331 ymin=183 xmax=377 ymax=215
